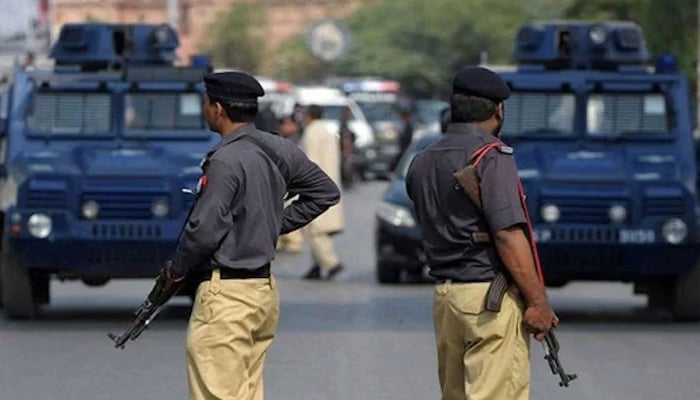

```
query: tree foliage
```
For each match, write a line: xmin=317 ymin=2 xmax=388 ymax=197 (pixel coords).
xmin=199 ymin=3 xmax=265 ymax=73
xmin=332 ymin=0 xmax=573 ymax=96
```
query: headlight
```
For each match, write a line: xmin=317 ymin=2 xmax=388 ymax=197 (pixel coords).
xmin=376 ymin=202 xmax=415 ymax=227
xmin=27 ymin=213 xmax=52 ymax=239
xmin=662 ymin=218 xmax=687 ymax=244
xmin=151 ymin=199 xmax=170 ymax=218
xmin=81 ymin=200 xmax=100 ymax=220
xmin=608 ymin=205 xmax=627 ymax=223
xmin=540 ymin=204 xmax=560 ymax=223
xmin=589 ymin=25 xmax=607 ymax=45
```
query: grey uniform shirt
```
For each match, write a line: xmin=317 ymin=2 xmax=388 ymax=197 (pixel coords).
xmin=171 ymin=124 xmax=340 ymax=276
xmin=405 ymin=123 xmax=526 ymax=282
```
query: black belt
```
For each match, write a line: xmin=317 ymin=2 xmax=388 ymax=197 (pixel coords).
xmin=433 ymin=278 xmax=491 ymax=284
xmin=194 ymin=263 xmax=271 ymax=283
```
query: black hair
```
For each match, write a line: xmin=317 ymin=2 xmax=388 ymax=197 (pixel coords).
xmin=208 ymin=96 xmax=258 ymax=123
xmin=307 ymin=104 xmax=324 ymax=120
xmin=450 ymin=93 xmax=497 ymax=123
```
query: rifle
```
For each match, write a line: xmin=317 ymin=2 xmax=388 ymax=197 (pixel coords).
xmin=453 ymin=141 xmax=577 ymax=388
xmin=543 ymin=329 xmax=578 ymax=387
xmin=108 ymin=268 xmax=186 ymax=349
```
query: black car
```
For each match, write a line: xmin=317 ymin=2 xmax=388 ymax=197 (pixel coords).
xmin=374 ymin=134 xmax=440 ymax=283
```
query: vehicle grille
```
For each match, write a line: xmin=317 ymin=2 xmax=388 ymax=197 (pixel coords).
xmin=82 ymin=179 xmax=170 ymax=219
xmin=643 ymin=197 xmax=685 ymax=217
xmin=26 ymin=189 xmax=66 ymax=209
xmin=538 ymin=197 xmax=629 ymax=224
xmin=546 ymin=226 xmax=618 ymax=243
xmin=91 ymin=223 xmax=163 ymax=239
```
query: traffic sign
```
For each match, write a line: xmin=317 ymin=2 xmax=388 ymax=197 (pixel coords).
xmin=306 ymin=19 xmax=351 ymax=63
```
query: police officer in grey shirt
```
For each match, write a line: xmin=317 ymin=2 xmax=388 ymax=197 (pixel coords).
xmin=406 ymin=67 xmax=557 ymax=400
xmin=161 ymin=71 xmax=340 ymax=400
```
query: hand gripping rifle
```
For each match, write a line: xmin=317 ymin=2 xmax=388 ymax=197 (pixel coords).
xmin=453 ymin=141 xmax=577 ymax=388
xmin=108 ymin=188 xmax=197 ymax=349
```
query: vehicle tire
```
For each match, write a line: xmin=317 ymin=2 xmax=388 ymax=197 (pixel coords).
xmin=32 ymin=273 xmax=50 ymax=305
xmin=1 ymin=237 xmax=36 ymax=319
xmin=376 ymin=261 xmax=401 ymax=284
xmin=645 ymin=282 xmax=672 ymax=310
xmin=672 ymin=260 xmax=700 ymax=321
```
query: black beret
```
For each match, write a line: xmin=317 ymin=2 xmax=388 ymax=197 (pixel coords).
xmin=203 ymin=71 xmax=265 ymax=103
xmin=452 ymin=67 xmax=510 ymax=102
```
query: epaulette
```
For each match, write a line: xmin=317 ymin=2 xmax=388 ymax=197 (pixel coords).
xmin=497 ymin=145 xmax=514 ymax=155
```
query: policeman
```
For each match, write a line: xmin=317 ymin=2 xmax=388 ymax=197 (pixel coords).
xmin=405 ymin=67 xmax=558 ymax=400
xmin=159 ymin=71 xmax=340 ymax=400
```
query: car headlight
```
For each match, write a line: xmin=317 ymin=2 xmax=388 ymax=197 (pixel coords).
xmin=81 ymin=200 xmax=100 ymax=220
xmin=662 ymin=218 xmax=687 ymax=244
xmin=608 ymin=205 xmax=627 ymax=223
xmin=376 ymin=202 xmax=415 ymax=227
xmin=540 ymin=204 xmax=560 ymax=223
xmin=151 ymin=199 xmax=170 ymax=218
xmin=27 ymin=213 xmax=52 ymax=239
xmin=589 ymin=25 xmax=608 ymax=45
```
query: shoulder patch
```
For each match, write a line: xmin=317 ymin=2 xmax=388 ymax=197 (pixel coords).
xmin=497 ymin=145 xmax=514 ymax=155
xmin=195 ymin=175 xmax=208 ymax=194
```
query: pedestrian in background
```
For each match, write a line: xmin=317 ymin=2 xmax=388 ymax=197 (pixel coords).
xmin=393 ymin=108 xmax=414 ymax=170
xmin=276 ymin=115 xmax=304 ymax=253
xmin=338 ymin=106 xmax=356 ymax=189
xmin=159 ymin=72 xmax=340 ymax=399
xmin=406 ymin=67 xmax=558 ymax=400
xmin=300 ymin=104 xmax=345 ymax=280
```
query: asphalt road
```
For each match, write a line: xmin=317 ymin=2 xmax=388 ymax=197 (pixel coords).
xmin=1 ymin=181 xmax=699 ymax=400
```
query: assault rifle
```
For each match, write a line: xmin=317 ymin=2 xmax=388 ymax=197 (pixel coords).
xmin=108 ymin=267 xmax=186 ymax=349
xmin=543 ymin=329 xmax=578 ymax=387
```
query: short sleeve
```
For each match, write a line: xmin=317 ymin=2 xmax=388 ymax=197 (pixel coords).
xmin=478 ymin=151 xmax=527 ymax=232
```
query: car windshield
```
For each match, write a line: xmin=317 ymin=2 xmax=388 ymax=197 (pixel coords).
xmin=587 ymin=93 xmax=669 ymax=137
xmin=357 ymin=102 xmax=401 ymax=122
xmin=501 ymin=92 xmax=575 ymax=138
xmin=124 ymin=92 xmax=205 ymax=134
xmin=26 ymin=91 xmax=112 ymax=136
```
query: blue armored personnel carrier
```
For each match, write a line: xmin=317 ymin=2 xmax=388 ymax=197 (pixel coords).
xmin=375 ymin=21 xmax=700 ymax=319
xmin=0 ymin=23 xmax=215 ymax=318
xmin=501 ymin=21 xmax=699 ymax=319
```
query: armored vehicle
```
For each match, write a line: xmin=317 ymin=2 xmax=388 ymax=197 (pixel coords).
xmin=0 ymin=23 xmax=214 ymax=318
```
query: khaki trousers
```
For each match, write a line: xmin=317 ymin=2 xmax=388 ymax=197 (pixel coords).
xmin=186 ymin=270 xmax=280 ymax=400
xmin=303 ymin=230 xmax=339 ymax=270
xmin=433 ymin=282 xmax=530 ymax=400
